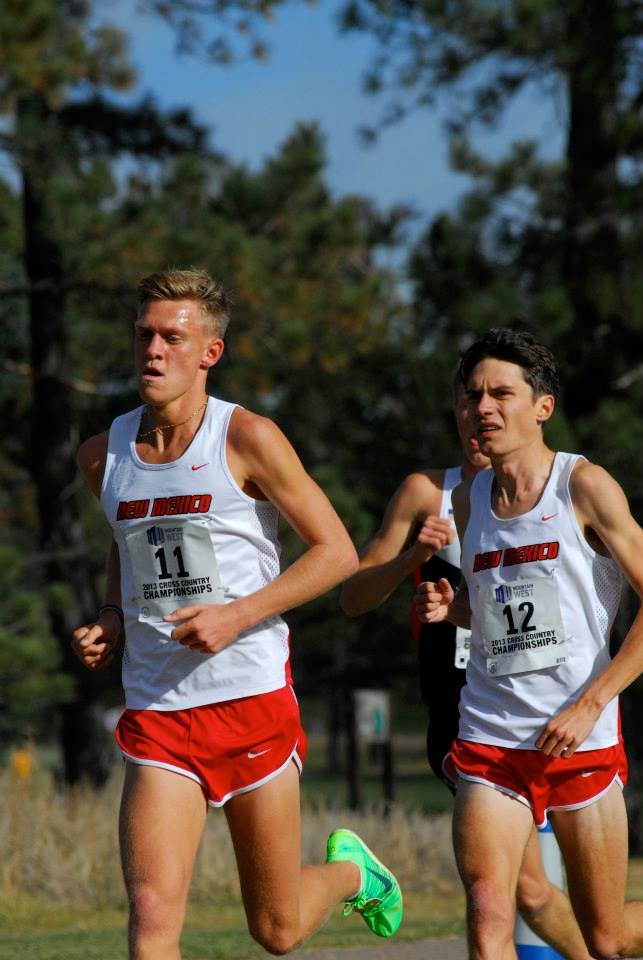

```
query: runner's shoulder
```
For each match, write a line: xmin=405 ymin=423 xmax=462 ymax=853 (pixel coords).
xmin=569 ymin=457 xmax=613 ymax=494
xmin=77 ymin=431 xmax=109 ymax=497
xmin=400 ymin=468 xmax=444 ymax=497
xmin=569 ymin=458 xmax=628 ymax=524
xmin=396 ymin=469 xmax=445 ymax=518
xmin=227 ymin=407 xmax=287 ymax=458
xmin=451 ymin=475 xmax=474 ymax=530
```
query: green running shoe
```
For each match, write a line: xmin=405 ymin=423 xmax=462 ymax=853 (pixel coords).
xmin=326 ymin=828 xmax=403 ymax=937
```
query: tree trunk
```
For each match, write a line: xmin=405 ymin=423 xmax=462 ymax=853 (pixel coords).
xmin=561 ymin=0 xmax=634 ymax=415
xmin=18 ymin=95 xmax=112 ymax=786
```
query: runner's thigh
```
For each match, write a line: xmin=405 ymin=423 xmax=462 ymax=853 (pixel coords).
xmin=551 ymin=781 xmax=628 ymax=942
xmin=224 ymin=760 xmax=302 ymax=924
xmin=453 ymin=780 xmax=534 ymax=894
xmin=120 ymin=762 xmax=208 ymax=901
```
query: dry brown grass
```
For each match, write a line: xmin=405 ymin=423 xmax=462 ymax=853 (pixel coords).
xmin=0 ymin=767 xmax=460 ymax=907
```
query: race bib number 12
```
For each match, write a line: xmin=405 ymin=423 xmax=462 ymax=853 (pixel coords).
xmin=479 ymin=574 xmax=567 ymax=677
xmin=125 ymin=519 xmax=224 ymax=625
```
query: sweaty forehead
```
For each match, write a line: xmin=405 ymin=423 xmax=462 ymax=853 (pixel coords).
xmin=137 ymin=299 xmax=201 ymax=328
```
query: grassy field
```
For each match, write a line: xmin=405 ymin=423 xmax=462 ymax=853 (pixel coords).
xmin=0 ymin=723 xmax=464 ymax=959
xmin=299 ymin=732 xmax=455 ymax=815
xmin=5 ymin=866 xmax=643 ymax=960
xmin=4 ymin=714 xmax=642 ymax=959
xmin=0 ymin=888 xmax=466 ymax=960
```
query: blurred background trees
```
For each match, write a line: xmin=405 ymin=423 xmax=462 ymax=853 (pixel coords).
xmin=341 ymin=0 xmax=643 ymax=837
xmin=1 ymin=0 xmax=642 ymax=834
xmin=343 ymin=0 xmax=643 ymax=463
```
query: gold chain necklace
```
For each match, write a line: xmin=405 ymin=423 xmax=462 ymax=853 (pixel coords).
xmin=137 ymin=398 xmax=208 ymax=442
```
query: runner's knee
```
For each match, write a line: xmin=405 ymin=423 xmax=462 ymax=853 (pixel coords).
xmin=467 ymin=877 xmax=515 ymax=934
xmin=128 ymin=880 xmax=184 ymax=940
xmin=579 ymin=923 xmax=626 ymax=959
xmin=515 ymin=870 xmax=551 ymax=918
xmin=247 ymin=911 xmax=303 ymax=955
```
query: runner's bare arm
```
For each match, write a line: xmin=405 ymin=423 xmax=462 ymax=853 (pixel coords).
xmin=413 ymin=480 xmax=472 ymax=628
xmin=71 ymin=432 xmax=124 ymax=670
xmin=340 ymin=471 xmax=453 ymax=616
xmin=536 ymin=462 xmax=643 ymax=756
xmin=166 ymin=410 xmax=358 ymax=653
xmin=76 ymin=431 xmax=108 ymax=498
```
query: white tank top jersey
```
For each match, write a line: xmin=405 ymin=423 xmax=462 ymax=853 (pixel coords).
xmin=436 ymin=465 xmax=463 ymax=568
xmin=459 ymin=452 xmax=622 ymax=750
xmin=436 ymin=465 xmax=472 ymax=670
xmin=100 ymin=397 xmax=290 ymax=710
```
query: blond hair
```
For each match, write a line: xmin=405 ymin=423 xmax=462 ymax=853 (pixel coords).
xmin=137 ymin=268 xmax=230 ymax=337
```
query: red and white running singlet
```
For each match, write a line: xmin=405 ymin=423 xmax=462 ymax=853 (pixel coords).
xmin=459 ymin=452 xmax=622 ymax=750
xmin=100 ymin=397 xmax=291 ymax=711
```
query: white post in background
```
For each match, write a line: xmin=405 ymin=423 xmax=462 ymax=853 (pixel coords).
xmin=515 ymin=822 xmax=565 ymax=959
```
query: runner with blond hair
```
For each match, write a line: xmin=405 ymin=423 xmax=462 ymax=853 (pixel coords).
xmin=72 ymin=267 xmax=402 ymax=959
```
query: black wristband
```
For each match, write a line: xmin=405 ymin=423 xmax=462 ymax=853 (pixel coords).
xmin=98 ymin=603 xmax=124 ymax=631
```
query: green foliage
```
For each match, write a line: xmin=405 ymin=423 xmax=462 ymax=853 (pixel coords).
xmin=344 ymin=0 xmax=643 ymax=481
xmin=0 ymin=0 xmax=418 ymax=746
xmin=137 ymin=0 xmax=287 ymax=66
xmin=0 ymin=0 xmax=134 ymax=111
xmin=3 ymin=0 xmax=643 ymax=774
xmin=0 ymin=546 xmax=72 ymax=745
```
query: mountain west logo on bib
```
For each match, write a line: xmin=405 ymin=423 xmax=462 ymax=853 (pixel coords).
xmin=147 ymin=526 xmax=165 ymax=546
xmin=146 ymin=525 xmax=183 ymax=547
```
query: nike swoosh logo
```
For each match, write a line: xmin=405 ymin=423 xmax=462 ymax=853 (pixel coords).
xmin=366 ymin=865 xmax=393 ymax=894
xmin=581 ymin=770 xmax=596 ymax=778
xmin=191 ymin=463 xmax=209 ymax=471
xmin=247 ymin=749 xmax=272 ymax=759
xmin=541 ymin=513 xmax=558 ymax=521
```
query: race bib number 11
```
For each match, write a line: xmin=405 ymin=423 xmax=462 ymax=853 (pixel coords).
xmin=480 ymin=574 xmax=567 ymax=677
xmin=125 ymin=519 xmax=224 ymax=625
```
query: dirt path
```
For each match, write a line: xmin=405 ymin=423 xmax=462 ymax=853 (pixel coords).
xmin=290 ymin=937 xmax=467 ymax=960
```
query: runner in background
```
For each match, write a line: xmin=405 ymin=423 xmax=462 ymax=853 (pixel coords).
xmin=340 ymin=379 xmax=486 ymax=788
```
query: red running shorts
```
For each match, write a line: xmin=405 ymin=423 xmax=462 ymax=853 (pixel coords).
xmin=447 ymin=736 xmax=628 ymax=828
xmin=115 ymin=684 xmax=307 ymax=807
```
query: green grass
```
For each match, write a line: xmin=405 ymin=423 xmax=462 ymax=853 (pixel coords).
xmin=300 ymin=764 xmax=454 ymax=815
xmin=0 ymin=889 xmax=466 ymax=960
xmin=5 ymin=701 xmax=643 ymax=957
xmin=7 ymin=862 xmax=643 ymax=960
xmin=0 ymin=930 xmax=127 ymax=960
xmin=0 ymin=707 xmax=459 ymax=959
xmin=298 ymin=710 xmax=455 ymax=816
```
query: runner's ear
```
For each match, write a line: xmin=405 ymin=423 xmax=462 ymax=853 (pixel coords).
xmin=535 ymin=393 xmax=555 ymax=425
xmin=201 ymin=337 xmax=224 ymax=370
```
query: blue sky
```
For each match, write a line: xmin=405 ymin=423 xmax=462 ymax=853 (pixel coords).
xmin=107 ymin=0 xmax=564 ymax=239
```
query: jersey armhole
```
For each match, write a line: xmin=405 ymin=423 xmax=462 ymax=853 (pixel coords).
xmin=563 ymin=456 xmax=615 ymax=566
xmin=218 ymin=404 xmax=277 ymax=507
